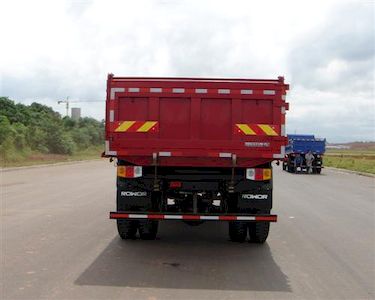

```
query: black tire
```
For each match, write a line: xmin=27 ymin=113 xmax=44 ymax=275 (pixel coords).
xmin=138 ymin=220 xmax=158 ymax=240
xmin=228 ymin=222 xmax=247 ymax=242
xmin=117 ymin=220 xmax=138 ymax=239
xmin=316 ymin=168 xmax=322 ymax=174
xmin=116 ymin=194 xmax=138 ymax=239
xmin=248 ymin=221 xmax=270 ymax=243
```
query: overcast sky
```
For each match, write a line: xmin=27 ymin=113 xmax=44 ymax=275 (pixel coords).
xmin=0 ymin=0 xmax=374 ymax=142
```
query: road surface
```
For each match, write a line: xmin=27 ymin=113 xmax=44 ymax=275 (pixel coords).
xmin=1 ymin=160 xmax=374 ymax=299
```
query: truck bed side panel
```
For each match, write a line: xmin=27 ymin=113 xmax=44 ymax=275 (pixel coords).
xmin=105 ymin=76 xmax=289 ymax=167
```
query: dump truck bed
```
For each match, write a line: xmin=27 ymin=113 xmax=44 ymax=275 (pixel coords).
xmin=286 ymin=135 xmax=326 ymax=155
xmin=105 ymin=75 xmax=289 ymax=167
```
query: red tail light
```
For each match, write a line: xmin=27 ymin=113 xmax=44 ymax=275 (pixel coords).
xmin=246 ymin=168 xmax=272 ymax=181
xmin=169 ymin=181 xmax=182 ymax=188
xmin=117 ymin=166 xmax=142 ymax=178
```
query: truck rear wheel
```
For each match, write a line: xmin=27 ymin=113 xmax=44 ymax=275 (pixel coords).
xmin=228 ymin=222 xmax=247 ymax=242
xmin=117 ymin=220 xmax=138 ymax=240
xmin=116 ymin=196 xmax=138 ymax=239
xmin=138 ymin=220 xmax=158 ymax=240
xmin=248 ymin=222 xmax=270 ymax=243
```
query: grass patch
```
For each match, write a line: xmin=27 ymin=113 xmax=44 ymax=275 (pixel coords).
xmin=324 ymin=150 xmax=375 ymax=174
xmin=0 ymin=145 xmax=104 ymax=168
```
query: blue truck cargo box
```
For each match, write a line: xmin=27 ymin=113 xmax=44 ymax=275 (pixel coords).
xmin=286 ymin=134 xmax=326 ymax=155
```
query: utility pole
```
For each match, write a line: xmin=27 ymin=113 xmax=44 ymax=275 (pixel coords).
xmin=57 ymin=96 xmax=70 ymax=117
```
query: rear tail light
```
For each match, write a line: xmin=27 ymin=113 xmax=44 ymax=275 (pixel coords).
xmin=169 ymin=181 xmax=182 ymax=188
xmin=246 ymin=168 xmax=272 ymax=181
xmin=117 ymin=166 xmax=142 ymax=178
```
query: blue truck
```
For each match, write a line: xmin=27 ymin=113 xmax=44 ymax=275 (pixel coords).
xmin=282 ymin=134 xmax=326 ymax=174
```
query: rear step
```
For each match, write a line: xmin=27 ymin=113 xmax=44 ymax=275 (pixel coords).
xmin=110 ymin=212 xmax=277 ymax=222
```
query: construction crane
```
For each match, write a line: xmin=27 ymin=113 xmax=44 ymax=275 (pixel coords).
xmin=57 ymin=97 xmax=103 ymax=117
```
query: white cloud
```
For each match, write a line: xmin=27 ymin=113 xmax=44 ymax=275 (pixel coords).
xmin=316 ymin=59 xmax=349 ymax=82
xmin=287 ymin=86 xmax=374 ymax=142
xmin=0 ymin=0 xmax=373 ymax=142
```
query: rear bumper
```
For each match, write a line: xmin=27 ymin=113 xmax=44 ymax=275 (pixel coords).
xmin=110 ymin=212 xmax=277 ymax=222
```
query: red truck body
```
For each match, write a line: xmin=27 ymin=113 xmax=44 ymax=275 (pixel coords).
xmin=107 ymin=74 xmax=289 ymax=243
xmin=105 ymin=74 xmax=289 ymax=167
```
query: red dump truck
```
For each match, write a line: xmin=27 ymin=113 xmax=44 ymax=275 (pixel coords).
xmin=105 ymin=74 xmax=289 ymax=243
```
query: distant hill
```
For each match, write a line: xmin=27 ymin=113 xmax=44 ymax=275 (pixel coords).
xmin=327 ymin=142 xmax=375 ymax=150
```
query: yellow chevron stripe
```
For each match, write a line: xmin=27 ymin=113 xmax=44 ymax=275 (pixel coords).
xmin=115 ymin=121 xmax=136 ymax=132
xmin=236 ymin=124 xmax=256 ymax=135
xmin=258 ymin=124 xmax=278 ymax=136
xmin=137 ymin=121 xmax=157 ymax=132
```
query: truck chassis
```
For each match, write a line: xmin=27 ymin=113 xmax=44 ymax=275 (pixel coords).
xmin=110 ymin=160 xmax=275 ymax=243
xmin=282 ymin=154 xmax=323 ymax=174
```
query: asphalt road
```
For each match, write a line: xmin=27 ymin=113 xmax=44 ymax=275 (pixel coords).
xmin=1 ymin=160 xmax=374 ymax=300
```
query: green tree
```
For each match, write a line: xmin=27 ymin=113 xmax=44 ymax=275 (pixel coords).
xmin=0 ymin=115 xmax=14 ymax=144
xmin=12 ymin=122 xmax=28 ymax=149
xmin=0 ymin=97 xmax=104 ymax=160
